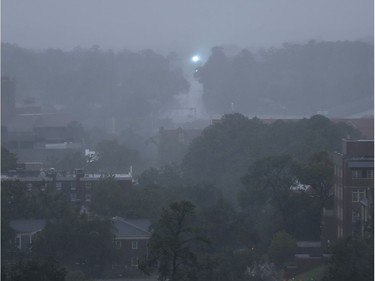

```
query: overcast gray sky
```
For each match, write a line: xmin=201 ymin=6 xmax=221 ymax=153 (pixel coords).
xmin=2 ymin=0 xmax=373 ymax=52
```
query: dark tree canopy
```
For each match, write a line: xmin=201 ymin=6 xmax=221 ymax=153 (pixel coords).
xmin=1 ymin=146 xmax=17 ymax=173
xmin=182 ymin=113 xmax=361 ymax=197
xmin=140 ymin=201 xmax=208 ymax=281
xmin=322 ymin=237 xmax=373 ymax=281
xmin=1 ymin=43 xmax=189 ymax=131
xmin=197 ymin=41 xmax=373 ymax=116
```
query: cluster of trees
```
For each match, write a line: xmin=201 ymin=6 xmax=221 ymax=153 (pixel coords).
xmin=182 ymin=114 xmax=361 ymax=198
xmin=196 ymin=41 xmax=373 ymax=116
xmin=1 ymin=43 xmax=188 ymax=131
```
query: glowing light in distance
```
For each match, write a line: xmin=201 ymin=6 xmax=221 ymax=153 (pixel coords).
xmin=191 ymin=55 xmax=200 ymax=63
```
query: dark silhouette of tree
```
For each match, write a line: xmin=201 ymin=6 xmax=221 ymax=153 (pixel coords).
xmin=94 ymin=139 xmax=141 ymax=174
xmin=140 ymin=201 xmax=208 ymax=281
xmin=322 ymin=237 xmax=373 ymax=281
xmin=5 ymin=257 xmax=66 ymax=281
xmin=1 ymin=146 xmax=17 ymax=173
xmin=296 ymin=151 xmax=334 ymax=209
xmin=268 ymin=231 xmax=296 ymax=265
xmin=242 ymin=155 xmax=297 ymax=228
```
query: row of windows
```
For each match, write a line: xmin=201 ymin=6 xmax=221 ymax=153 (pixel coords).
xmin=115 ymin=240 xmax=138 ymax=250
xmin=113 ymin=257 xmax=139 ymax=267
xmin=351 ymin=169 xmax=374 ymax=179
xmin=70 ymin=193 xmax=91 ymax=202
xmin=24 ymin=182 xmax=92 ymax=189
xmin=56 ymin=182 xmax=92 ymax=189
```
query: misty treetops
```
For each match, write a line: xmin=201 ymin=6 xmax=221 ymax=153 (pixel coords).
xmin=2 ymin=40 xmax=372 ymax=131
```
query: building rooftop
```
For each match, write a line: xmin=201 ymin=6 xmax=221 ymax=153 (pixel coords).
xmin=112 ymin=217 xmax=151 ymax=238
xmin=10 ymin=219 xmax=47 ymax=234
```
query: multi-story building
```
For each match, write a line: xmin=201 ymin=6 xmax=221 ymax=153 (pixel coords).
xmin=333 ymin=139 xmax=374 ymax=239
xmin=1 ymin=169 xmax=134 ymax=210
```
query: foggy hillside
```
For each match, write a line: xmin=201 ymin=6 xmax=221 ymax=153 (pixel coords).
xmin=2 ymin=40 xmax=373 ymax=132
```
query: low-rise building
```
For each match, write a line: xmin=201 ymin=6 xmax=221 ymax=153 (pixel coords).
xmin=112 ymin=217 xmax=151 ymax=270
xmin=9 ymin=219 xmax=46 ymax=251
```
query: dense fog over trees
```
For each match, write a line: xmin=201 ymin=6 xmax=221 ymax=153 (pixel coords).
xmin=1 ymin=1 xmax=373 ymax=279
xmin=197 ymin=41 xmax=373 ymax=116
xmin=1 ymin=43 xmax=189 ymax=131
xmin=2 ymin=40 xmax=373 ymax=128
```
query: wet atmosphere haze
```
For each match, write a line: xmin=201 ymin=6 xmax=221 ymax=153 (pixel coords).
xmin=1 ymin=1 xmax=374 ymax=280
xmin=2 ymin=0 xmax=373 ymax=51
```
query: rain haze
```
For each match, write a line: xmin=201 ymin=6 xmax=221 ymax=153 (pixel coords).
xmin=2 ymin=0 xmax=374 ymax=51
xmin=1 ymin=1 xmax=374 ymax=280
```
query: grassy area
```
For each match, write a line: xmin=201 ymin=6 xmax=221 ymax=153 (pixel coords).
xmin=288 ymin=265 xmax=326 ymax=281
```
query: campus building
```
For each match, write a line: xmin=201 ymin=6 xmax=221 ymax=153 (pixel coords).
xmin=333 ymin=139 xmax=374 ymax=238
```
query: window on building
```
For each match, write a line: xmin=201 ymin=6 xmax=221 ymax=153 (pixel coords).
xmin=70 ymin=193 xmax=77 ymax=202
xmin=352 ymin=189 xmax=366 ymax=202
xmin=70 ymin=182 xmax=76 ymax=190
xmin=132 ymin=240 xmax=138 ymax=250
xmin=56 ymin=182 xmax=62 ymax=189
xmin=115 ymin=240 xmax=122 ymax=249
xmin=85 ymin=182 xmax=92 ymax=190
xmin=85 ymin=194 xmax=91 ymax=202
xmin=351 ymin=169 xmax=363 ymax=179
xmin=367 ymin=169 xmax=374 ymax=179
xmin=352 ymin=210 xmax=361 ymax=223
xmin=15 ymin=236 xmax=21 ymax=249
xmin=131 ymin=257 xmax=138 ymax=267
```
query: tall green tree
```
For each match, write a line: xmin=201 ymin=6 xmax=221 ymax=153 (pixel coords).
xmin=94 ymin=139 xmax=141 ymax=173
xmin=32 ymin=215 xmax=115 ymax=278
xmin=242 ymin=155 xmax=297 ymax=228
xmin=296 ymin=151 xmax=334 ymax=209
xmin=322 ymin=237 xmax=373 ymax=281
xmin=140 ymin=201 xmax=208 ymax=281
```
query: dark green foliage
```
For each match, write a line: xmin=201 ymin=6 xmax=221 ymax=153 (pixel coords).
xmin=140 ymin=201 xmax=209 ymax=281
xmin=182 ymin=114 xmax=361 ymax=198
xmin=92 ymin=139 xmax=142 ymax=174
xmin=197 ymin=41 xmax=373 ymax=116
xmin=90 ymin=177 xmax=167 ymax=219
xmin=322 ymin=237 xmax=374 ymax=281
xmin=1 ymin=146 xmax=17 ymax=172
xmin=296 ymin=151 xmax=334 ymax=209
xmin=241 ymin=154 xmax=323 ymax=241
xmin=139 ymin=164 xmax=184 ymax=189
xmin=1 ymin=181 xmax=74 ymax=220
xmin=32 ymin=216 xmax=115 ymax=278
xmin=242 ymin=155 xmax=297 ymax=227
xmin=197 ymin=199 xmax=260 ymax=281
xmin=268 ymin=231 xmax=297 ymax=265
xmin=1 ymin=43 xmax=189 ymax=131
xmin=5 ymin=257 xmax=66 ymax=281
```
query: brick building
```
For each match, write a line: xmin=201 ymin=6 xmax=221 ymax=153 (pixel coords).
xmin=112 ymin=217 xmax=151 ymax=271
xmin=1 ymin=170 xmax=133 ymax=210
xmin=333 ymin=139 xmax=374 ymax=238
